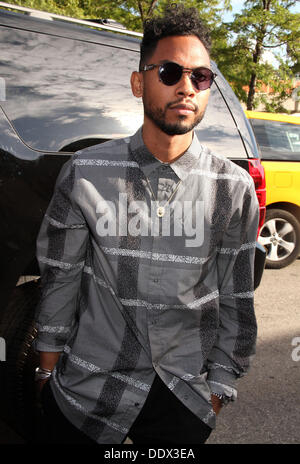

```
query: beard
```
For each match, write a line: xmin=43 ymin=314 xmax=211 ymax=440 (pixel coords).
xmin=143 ymin=97 xmax=205 ymax=136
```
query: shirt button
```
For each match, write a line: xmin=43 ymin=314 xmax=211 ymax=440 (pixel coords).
xmin=153 ymin=278 xmax=159 ymax=283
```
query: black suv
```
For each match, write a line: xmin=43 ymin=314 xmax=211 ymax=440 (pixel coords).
xmin=0 ymin=3 xmax=266 ymax=441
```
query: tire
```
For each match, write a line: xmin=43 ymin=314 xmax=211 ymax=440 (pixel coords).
xmin=0 ymin=280 xmax=40 ymax=441
xmin=258 ymin=209 xmax=300 ymax=269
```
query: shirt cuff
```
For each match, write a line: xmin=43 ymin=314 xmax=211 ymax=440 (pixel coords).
xmin=32 ymin=338 xmax=64 ymax=353
xmin=207 ymin=365 xmax=238 ymax=402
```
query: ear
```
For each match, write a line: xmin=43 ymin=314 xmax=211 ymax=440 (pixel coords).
xmin=131 ymin=71 xmax=143 ymax=98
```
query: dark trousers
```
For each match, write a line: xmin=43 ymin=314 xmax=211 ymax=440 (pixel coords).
xmin=38 ymin=381 xmax=96 ymax=445
xmin=39 ymin=375 xmax=212 ymax=444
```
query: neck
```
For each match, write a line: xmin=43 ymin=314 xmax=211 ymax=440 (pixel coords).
xmin=142 ymin=120 xmax=193 ymax=163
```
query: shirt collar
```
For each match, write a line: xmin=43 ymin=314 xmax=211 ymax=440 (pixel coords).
xmin=129 ymin=127 xmax=203 ymax=181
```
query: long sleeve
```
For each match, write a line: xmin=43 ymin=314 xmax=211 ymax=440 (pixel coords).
xmin=34 ymin=157 xmax=88 ymax=352
xmin=206 ymin=177 xmax=259 ymax=401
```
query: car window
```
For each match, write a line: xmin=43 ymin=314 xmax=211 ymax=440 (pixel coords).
xmin=0 ymin=22 xmax=247 ymax=159
xmin=249 ymin=118 xmax=300 ymax=161
xmin=0 ymin=26 xmax=143 ymax=152
xmin=196 ymin=78 xmax=248 ymax=159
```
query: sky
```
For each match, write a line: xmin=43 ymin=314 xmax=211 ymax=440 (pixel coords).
xmin=222 ymin=0 xmax=245 ymax=22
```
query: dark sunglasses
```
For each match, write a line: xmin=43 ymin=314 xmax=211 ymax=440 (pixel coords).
xmin=142 ymin=61 xmax=217 ymax=91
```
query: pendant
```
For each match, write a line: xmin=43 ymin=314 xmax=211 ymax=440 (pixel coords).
xmin=157 ymin=206 xmax=165 ymax=218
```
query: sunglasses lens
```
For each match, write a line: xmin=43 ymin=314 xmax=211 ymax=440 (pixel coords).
xmin=192 ymin=68 xmax=214 ymax=90
xmin=159 ymin=62 xmax=183 ymax=86
xmin=158 ymin=62 xmax=215 ymax=90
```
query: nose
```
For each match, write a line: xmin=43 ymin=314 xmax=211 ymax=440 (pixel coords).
xmin=175 ymin=71 xmax=196 ymax=97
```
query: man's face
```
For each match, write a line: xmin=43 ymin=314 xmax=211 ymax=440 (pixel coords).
xmin=138 ymin=35 xmax=211 ymax=136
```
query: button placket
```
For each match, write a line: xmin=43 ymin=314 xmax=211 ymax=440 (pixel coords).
xmin=146 ymin=167 xmax=179 ymax=361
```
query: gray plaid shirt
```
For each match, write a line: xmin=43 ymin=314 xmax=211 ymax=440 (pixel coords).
xmin=35 ymin=128 xmax=259 ymax=444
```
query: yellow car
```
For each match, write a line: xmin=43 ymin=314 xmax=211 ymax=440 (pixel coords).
xmin=246 ymin=111 xmax=300 ymax=269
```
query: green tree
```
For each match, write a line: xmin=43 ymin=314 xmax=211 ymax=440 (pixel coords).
xmin=5 ymin=0 xmax=232 ymax=32
xmin=79 ymin=0 xmax=158 ymax=31
xmin=5 ymin=1 xmax=161 ymax=30
xmin=6 ymin=0 xmax=86 ymax=17
xmin=81 ymin=0 xmax=232 ymax=33
xmin=222 ymin=0 xmax=300 ymax=111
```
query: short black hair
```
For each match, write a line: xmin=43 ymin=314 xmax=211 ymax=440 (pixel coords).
xmin=139 ymin=3 xmax=211 ymax=71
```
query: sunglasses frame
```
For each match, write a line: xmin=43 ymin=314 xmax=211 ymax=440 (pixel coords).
xmin=142 ymin=61 xmax=217 ymax=91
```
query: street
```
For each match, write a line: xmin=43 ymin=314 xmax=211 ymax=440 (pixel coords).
xmin=1 ymin=258 xmax=299 ymax=444
xmin=207 ymin=257 xmax=300 ymax=444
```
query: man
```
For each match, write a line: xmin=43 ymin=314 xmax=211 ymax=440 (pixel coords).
xmin=34 ymin=4 xmax=259 ymax=445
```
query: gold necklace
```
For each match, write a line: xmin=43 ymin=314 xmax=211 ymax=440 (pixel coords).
xmin=145 ymin=177 xmax=182 ymax=218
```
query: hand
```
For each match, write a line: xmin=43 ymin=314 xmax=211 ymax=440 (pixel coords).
xmin=35 ymin=378 xmax=49 ymax=414
xmin=211 ymin=394 xmax=223 ymax=415
xmin=36 ymin=378 xmax=49 ymax=394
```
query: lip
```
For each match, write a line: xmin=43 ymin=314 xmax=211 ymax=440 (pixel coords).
xmin=169 ymin=104 xmax=195 ymax=114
